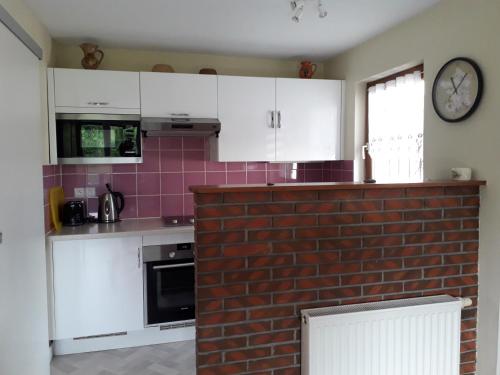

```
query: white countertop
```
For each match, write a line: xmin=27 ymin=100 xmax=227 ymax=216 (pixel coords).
xmin=47 ymin=218 xmax=195 ymax=241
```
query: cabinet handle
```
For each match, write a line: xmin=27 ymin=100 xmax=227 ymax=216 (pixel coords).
xmin=170 ymin=113 xmax=190 ymax=117
xmin=277 ymin=111 xmax=282 ymax=128
xmin=87 ymin=101 xmax=109 ymax=106
xmin=270 ymin=111 xmax=275 ymax=128
xmin=137 ymin=248 xmax=141 ymax=269
xmin=153 ymin=263 xmax=195 ymax=270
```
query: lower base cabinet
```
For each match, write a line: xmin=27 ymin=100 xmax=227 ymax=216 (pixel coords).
xmin=50 ymin=237 xmax=144 ymax=340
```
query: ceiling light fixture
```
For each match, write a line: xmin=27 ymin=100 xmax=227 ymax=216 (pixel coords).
xmin=290 ymin=0 xmax=328 ymax=23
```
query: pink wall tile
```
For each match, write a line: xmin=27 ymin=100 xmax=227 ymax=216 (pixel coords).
xmin=138 ymin=150 xmax=160 ymax=172
xmin=183 ymin=137 xmax=205 ymax=150
xmin=112 ymin=164 xmax=137 ymax=173
xmin=112 ymin=174 xmax=137 ymax=195
xmin=143 ymin=137 xmax=160 ymax=151
xmin=183 ymin=150 xmax=205 ymax=172
xmin=247 ymin=170 xmax=267 ymax=184
xmin=160 ymin=136 xmax=182 ymax=150
xmin=206 ymin=172 xmax=227 ymax=185
xmin=62 ymin=174 xmax=86 ymax=197
xmin=43 ymin=136 xmax=353 ymax=228
xmin=227 ymin=172 xmax=246 ymax=184
xmin=120 ymin=196 xmax=138 ymax=219
xmin=184 ymin=195 xmax=194 ymax=216
xmin=227 ymin=162 xmax=246 ymax=171
xmin=162 ymin=173 xmax=184 ymax=195
xmin=162 ymin=195 xmax=183 ymax=216
xmin=184 ymin=172 xmax=205 ymax=193
xmin=137 ymin=173 xmax=161 ymax=195
xmin=138 ymin=196 xmax=161 ymax=217
xmin=161 ymin=151 xmax=182 ymax=172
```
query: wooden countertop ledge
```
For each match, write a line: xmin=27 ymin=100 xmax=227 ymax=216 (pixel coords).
xmin=190 ymin=180 xmax=486 ymax=194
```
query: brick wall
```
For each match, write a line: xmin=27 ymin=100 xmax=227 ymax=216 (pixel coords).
xmin=193 ymin=184 xmax=480 ymax=375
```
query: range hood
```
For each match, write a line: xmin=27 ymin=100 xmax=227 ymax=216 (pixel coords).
xmin=141 ymin=117 xmax=221 ymax=137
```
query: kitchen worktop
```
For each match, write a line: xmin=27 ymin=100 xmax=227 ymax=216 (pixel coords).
xmin=189 ymin=180 xmax=486 ymax=193
xmin=47 ymin=218 xmax=194 ymax=241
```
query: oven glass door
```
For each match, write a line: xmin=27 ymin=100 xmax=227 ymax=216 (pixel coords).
xmin=146 ymin=260 xmax=195 ymax=325
xmin=56 ymin=114 xmax=142 ymax=163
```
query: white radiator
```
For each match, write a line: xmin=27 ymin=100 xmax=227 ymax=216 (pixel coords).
xmin=301 ymin=295 xmax=465 ymax=375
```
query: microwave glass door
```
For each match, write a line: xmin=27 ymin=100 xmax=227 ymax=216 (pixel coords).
xmin=56 ymin=114 xmax=142 ymax=164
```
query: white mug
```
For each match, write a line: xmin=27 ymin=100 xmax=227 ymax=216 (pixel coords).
xmin=451 ymin=168 xmax=472 ymax=181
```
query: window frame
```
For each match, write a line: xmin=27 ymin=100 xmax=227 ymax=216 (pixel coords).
xmin=364 ymin=64 xmax=424 ymax=182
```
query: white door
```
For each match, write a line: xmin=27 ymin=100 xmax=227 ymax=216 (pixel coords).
xmin=216 ymin=76 xmax=276 ymax=161
xmin=52 ymin=237 xmax=144 ymax=340
xmin=53 ymin=68 xmax=140 ymax=110
xmin=275 ymin=78 xmax=343 ymax=161
xmin=140 ymin=72 xmax=217 ymax=118
xmin=0 ymin=23 xmax=49 ymax=375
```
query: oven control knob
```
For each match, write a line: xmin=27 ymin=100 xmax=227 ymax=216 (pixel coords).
xmin=168 ymin=251 xmax=176 ymax=259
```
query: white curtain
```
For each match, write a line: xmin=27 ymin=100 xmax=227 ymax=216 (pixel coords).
xmin=368 ymin=71 xmax=424 ymax=182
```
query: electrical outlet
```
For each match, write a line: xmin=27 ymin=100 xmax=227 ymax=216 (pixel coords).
xmin=74 ymin=188 xmax=85 ymax=198
xmin=85 ymin=187 xmax=96 ymax=197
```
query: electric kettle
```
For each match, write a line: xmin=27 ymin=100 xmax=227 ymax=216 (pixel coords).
xmin=98 ymin=184 xmax=125 ymax=223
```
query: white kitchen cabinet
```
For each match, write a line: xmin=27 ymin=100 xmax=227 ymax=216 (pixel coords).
xmin=214 ymin=76 xmax=344 ymax=162
xmin=275 ymin=78 xmax=343 ymax=161
xmin=140 ymin=72 xmax=217 ymax=118
xmin=214 ymin=75 xmax=277 ymax=161
xmin=52 ymin=68 xmax=140 ymax=112
xmin=51 ymin=237 xmax=144 ymax=340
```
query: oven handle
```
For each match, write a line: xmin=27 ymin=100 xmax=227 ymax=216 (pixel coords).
xmin=152 ymin=262 xmax=194 ymax=270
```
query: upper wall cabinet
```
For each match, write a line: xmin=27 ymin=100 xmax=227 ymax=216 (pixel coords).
xmin=214 ymin=76 xmax=344 ymax=162
xmin=50 ymin=68 xmax=140 ymax=113
xmin=140 ymin=72 xmax=217 ymax=118
xmin=275 ymin=79 xmax=343 ymax=161
xmin=215 ymin=76 xmax=277 ymax=161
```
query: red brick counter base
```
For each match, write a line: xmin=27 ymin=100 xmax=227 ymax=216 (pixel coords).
xmin=191 ymin=181 xmax=485 ymax=375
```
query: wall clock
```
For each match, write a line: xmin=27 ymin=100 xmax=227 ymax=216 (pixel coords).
xmin=432 ymin=57 xmax=483 ymax=122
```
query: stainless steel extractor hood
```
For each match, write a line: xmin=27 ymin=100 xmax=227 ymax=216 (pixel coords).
xmin=141 ymin=117 xmax=221 ymax=137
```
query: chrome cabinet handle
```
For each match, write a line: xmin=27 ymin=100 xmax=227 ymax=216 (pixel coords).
xmin=270 ymin=111 xmax=275 ymax=128
xmin=137 ymin=248 xmax=141 ymax=269
xmin=153 ymin=263 xmax=194 ymax=270
xmin=277 ymin=111 xmax=282 ymax=128
xmin=170 ymin=113 xmax=190 ymax=117
xmin=87 ymin=101 xmax=109 ymax=106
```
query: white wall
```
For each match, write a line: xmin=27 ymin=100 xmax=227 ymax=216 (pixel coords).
xmin=0 ymin=1 xmax=52 ymax=375
xmin=325 ymin=0 xmax=500 ymax=372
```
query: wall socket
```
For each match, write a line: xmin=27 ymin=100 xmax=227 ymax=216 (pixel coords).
xmin=74 ymin=187 xmax=96 ymax=198
xmin=74 ymin=188 xmax=85 ymax=198
xmin=85 ymin=187 xmax=96 ymax=198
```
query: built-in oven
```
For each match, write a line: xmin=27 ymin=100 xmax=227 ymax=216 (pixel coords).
xmin=143 ymin=242 xmax=195 ymax=326
xmin=55 ymin=113 xmax=142 ymax=164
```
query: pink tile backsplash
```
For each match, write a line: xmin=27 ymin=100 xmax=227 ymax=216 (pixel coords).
xmin=42 ymin=136 xmax=353 ymax=229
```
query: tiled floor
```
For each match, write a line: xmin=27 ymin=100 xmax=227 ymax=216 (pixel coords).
xmin=51 ymin=340 xmax=195 ymax=375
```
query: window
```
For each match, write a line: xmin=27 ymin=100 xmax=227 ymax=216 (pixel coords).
xmin=365 ymin=65 xmax=424 ymax=182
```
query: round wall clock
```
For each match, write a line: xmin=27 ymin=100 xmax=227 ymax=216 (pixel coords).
xmin=432 ymin=57 xmax=483 ymax=123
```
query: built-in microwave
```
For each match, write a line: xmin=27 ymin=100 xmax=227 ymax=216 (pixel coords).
xmin=55 ymin=113 xmax=142 ymax=164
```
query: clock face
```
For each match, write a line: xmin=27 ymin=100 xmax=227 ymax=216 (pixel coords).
xmin=432 ymin=58 xmax=483 ymax=122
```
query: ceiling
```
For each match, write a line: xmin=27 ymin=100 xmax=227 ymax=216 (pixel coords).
xmin=25 ymin=0 xmax=440 ymax=60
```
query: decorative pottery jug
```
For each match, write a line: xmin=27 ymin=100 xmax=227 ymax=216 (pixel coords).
xmin=80 ymin=43 xmax=104 ymax=70
xmin=299 ymin=61 xmax=317 ymax=79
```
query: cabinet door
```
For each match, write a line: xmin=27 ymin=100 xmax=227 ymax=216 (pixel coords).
xmin=140 ymin=72 xmax=217 ymax=118
xmin=52 ymin=237 xmax=143 ymax=340
xmin=53 ymin=68 xmax=140 ymax=110
xmin=275 ymin=79 xmax=343 ymax=161
xmin=216 ymin=76 xmax=276 ymax=161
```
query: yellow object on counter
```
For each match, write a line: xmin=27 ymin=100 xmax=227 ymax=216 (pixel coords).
xmin=49 ymin=187 xmax=64 ymax=232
